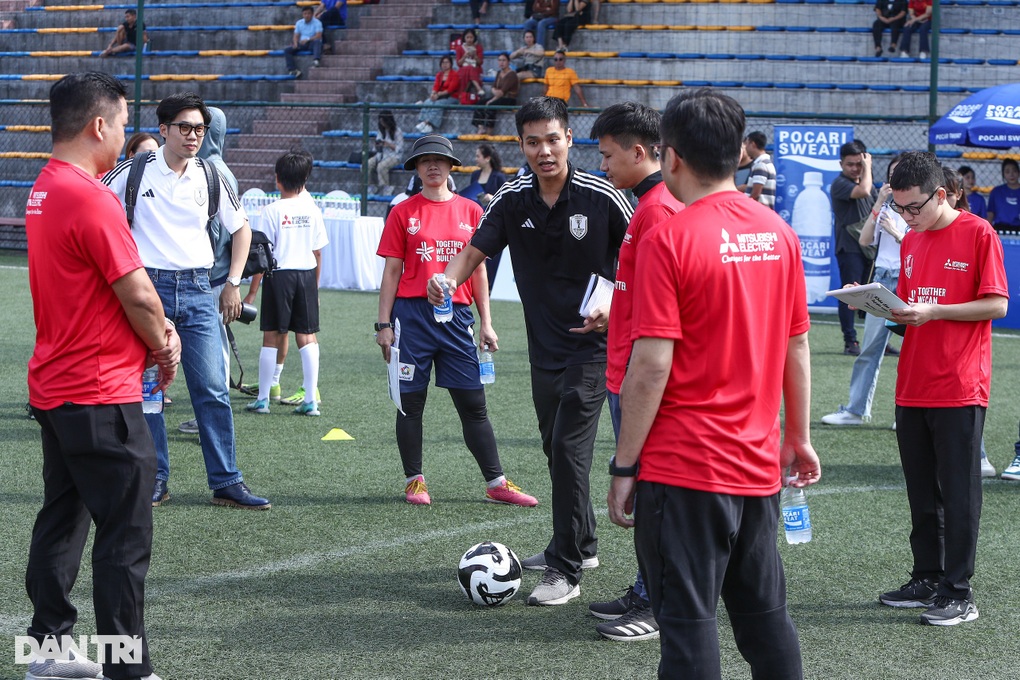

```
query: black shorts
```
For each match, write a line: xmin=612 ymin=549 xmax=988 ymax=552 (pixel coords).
xmin=260 ymin=269 xmax=320 ymax=334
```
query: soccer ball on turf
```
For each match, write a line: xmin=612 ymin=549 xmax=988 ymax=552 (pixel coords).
xmin=457 ymin=541 xmax=523 ymax=606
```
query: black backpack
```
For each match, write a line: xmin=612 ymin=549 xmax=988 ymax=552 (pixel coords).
xmin=123 ymin=151 xmax=276 ymax=279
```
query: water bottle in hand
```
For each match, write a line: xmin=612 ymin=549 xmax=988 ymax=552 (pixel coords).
xmin=434 ymin=273 xmax=453 ymax=323
xmin=781 ymin=476 xmax=812 ymax=544
xmin=479 ymin=344 xmax=495 ymax=384
xmin=142 ymin=366 xmax=163 ymax=414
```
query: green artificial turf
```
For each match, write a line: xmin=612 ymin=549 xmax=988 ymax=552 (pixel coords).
xmin=1 ymin=254 xmax=1019 ymax=679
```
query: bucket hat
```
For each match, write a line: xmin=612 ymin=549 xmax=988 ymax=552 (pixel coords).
xmin=403 ymin=134 xmax=462 ymax=170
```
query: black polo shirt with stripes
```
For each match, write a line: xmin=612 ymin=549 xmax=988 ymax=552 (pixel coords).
xmin=472 ymin=164 xmax=633 ymax=369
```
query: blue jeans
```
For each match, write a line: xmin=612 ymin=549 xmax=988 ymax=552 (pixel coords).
xmin=607 ymin=389 xmax=649 ymax=602
xmin=284 ymin=39 xmax=322 ymax=71
xmin=146 ymin=268 xmax=243 ymax=490
xmin=898 ymin=20 xmax=930 ymax=54
xmin=845 ymin=266 xmax=897 ymax=419
xmin=522 ymin=16 xmax=557 ymax=46
xmin=419 ymin=97 xmax=459 ymax=129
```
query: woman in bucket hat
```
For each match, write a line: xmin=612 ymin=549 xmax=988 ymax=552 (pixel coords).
xmin=375 ymin=135 xmax=538 ymax=508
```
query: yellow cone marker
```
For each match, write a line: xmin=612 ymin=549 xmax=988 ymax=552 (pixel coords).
xmin=322 ymin=428 xmax=354 ymax=441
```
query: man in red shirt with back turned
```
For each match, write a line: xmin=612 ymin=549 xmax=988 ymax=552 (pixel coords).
xmin=608 ymin=89 xmax=820 ymax=678
xmin=24 ymin=72 xmax=180 ymax=680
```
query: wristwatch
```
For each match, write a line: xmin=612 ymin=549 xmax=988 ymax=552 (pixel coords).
xmin=226 ymin=275 xmax=241 ymax=287
xmin=608 ymin=455 xmax=639 ymax=477
xmin=374 ymin=322 xmax=393 ymax=332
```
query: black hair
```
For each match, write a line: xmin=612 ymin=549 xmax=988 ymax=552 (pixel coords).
xmin=660 ymin=88 xmax=743 ymax=180
xmin=156 ymin=91 xmax=211 ymax=127
xmin=745 ymin=131 xmax=767 ymax=151
xmin=125 ymin=8 xmax=136 ymax=15
xmin=301 ymin=5 xmax=313 ymax=12
xmin=478 ymin=143 xmax=503 ymax=173
xmin=125 ymin=131 xmax=159 ymax=157
xmin=886 ymin=152 xmax=906 ymax=182
xmin=462 ymin=28 xmax=478 ymax=42
xmin=589 ymin=101 xmax=660 ymax=152
xmin=515 ymin=96 xmax=568 ymax=137
xmin=275 ymin=150 xmax=313 ymax=192
xmin=498 ymin=51 xmax=511 ymax=62
xmin=378 ymin=109 xmax=397 ymax=139
xmin=1002 ymin=158 xmax=1019 ymax=177
xmin=943 ymin=165 xmax=969 ymax=211
xmin=958 ymin=164 xmax=975 ymax=178
xmin=839 ymin=139 xmax=867 ymax=159
xmin=49 ymin=72 xmax=126 ymax=144
xmin=439 ymin=55 xmax=453 ymax=68
xmin=523 ymin=29 xmax=536 ymax=40
xmin=889 ymin=151 xmax=943 ymax=194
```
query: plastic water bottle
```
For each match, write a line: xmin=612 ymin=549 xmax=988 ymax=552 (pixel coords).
xmin=479 ymin=344 xmax=495 ymax=384
xmin=141 ymin=366 xmax=163 ymax=414
xmin=434 ymin=273 xmax=453 ymax=323
xmin=781 ymin=476 xmax=812 ymax=544
xmin=791 ymin=171 xmax=833 ymax=305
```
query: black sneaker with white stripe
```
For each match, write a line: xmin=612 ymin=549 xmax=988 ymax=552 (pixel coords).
xmin=919 ymin=595 xmax=979 ymax=626
xmin=595 ymin=601 xmax=659 ymax=641
xmin=589 ymin=586 xmax=643 ymax=620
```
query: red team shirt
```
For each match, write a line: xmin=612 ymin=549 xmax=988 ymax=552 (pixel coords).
xmin=26 ymin=160 xmax=149 ymax=409
xmin=377 ymin=193 xmax=482 ymax=304
xmin=606 ymin=181 xmax=684 ymax=394
xmin=896 ymin=210 xmax=1009 ymax=408
xmin=630 ymin=191 xmax=810 ymax=496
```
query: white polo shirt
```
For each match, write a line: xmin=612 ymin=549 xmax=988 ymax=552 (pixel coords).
xmin=254 ymin=194 xmax=328 ymax=271
xmin=103 ymin=146 xmax=246 ymax=270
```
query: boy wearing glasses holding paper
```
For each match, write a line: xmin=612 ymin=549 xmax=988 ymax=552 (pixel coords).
xmin=104 ymin=91 xmax=271 ymax=511
xmin=878 ymin=151 xmax=1008 ymax=625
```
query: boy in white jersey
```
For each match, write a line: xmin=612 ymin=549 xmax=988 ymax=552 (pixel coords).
xmin=244 ymin=151 xmax=329 ymax=416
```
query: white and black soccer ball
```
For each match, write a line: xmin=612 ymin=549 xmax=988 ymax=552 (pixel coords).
xmin=457 ymin=541 xmax=523 ymax=606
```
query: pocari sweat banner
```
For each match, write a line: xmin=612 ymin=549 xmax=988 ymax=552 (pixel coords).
xmin=774 ymin=126 xmax=852 ymax=309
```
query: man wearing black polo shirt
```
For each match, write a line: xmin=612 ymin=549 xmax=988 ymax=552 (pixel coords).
xmin=432 ymin=96 xmax=632 ymax=606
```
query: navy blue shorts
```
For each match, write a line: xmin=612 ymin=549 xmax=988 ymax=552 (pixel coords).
xmin=392 ymin=297 xmax=479 ymax=393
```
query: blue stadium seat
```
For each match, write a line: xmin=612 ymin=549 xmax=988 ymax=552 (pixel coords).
xmin=735 ymin=54 xmax=765 ymax=60
xmin=776 ymin=82 xmax=806 ymax=89
xmin=805 ymin=83 xmax=836 ymax=89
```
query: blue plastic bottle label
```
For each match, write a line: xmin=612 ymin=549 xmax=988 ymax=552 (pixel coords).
xmin=783 ymin=505 xmax=810 ymax=531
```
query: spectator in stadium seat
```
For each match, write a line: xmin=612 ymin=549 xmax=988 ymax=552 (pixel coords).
xmin=455 ymin=28 xmax=486 ymax=106
xmin=897 ymin=0 xmax=932 ymax=59
xmin=472 ymin=53 xmax=520 ymax=135
xmin=315 ymin=0 xmax=346 ymax=27
xmin=469 ymin=0 xmax=488 ymax=25
xmin=511 ymin=30 xmax=546 ymax=79
xmin=460 ymin=143 xmax=508 ymax=206
xmin=284 ymin=7 xmax=323 ymax=79
xmin=959 ymin=165 xmax=987 ymax=220
xmin=987 ymin=158 xmax=1020 ymax=233
xmin=523 ymin=0 xmax=559 ymax=48
xmin=553 ymin=0 xmax=590 ymax=51
xmin=873 ymin=0 xmax=907 ymax=56
xmin=100 ymin=9 xmax=148 ymax=58
xmin=415 ymin=56 xmax=460 ymax=134
xmin=544 ymin=50 xmax=589 ymax=107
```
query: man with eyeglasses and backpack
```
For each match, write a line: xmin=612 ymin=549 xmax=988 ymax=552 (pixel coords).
xmin=103 ymin=91 xmax=271 ymax=511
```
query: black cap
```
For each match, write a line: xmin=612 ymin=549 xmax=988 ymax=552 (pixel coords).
xmin=403 ymin=134 xmax=462 ymax=170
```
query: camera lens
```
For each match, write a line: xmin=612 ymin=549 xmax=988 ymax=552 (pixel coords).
xmin=238 ymin=303 xmax=257 ymax=325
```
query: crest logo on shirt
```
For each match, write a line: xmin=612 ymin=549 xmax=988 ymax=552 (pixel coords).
xmin=408 ymin=217 xmax=421 ymax=235
xmin=398 ymin=363 xmax=415 ymax=381
xmin=719 ymin=228 xmax=739 ymax=254
xmin=416 ymin=241 xmax=434 ymax=262
xmin=282 ymin=214 xmax=292 ymax=226
xmin=944 ymin=258 xmax=969 ymax=272
xmin=904 ymin=254 xmax=913 ymax=279
xmin=569 ymin=214 xmax=588 ymax=240
xmin=458 ymin=222 xmax=474 ymax=233
xmin=194 ymin=185 xmax=207 ymax=207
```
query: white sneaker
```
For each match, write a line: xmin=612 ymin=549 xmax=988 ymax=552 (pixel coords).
xmin=1001 ymin=454 xmax=1020 ymax=480
xmin=527 ymin=568 xmax=580 ymax=606
xmin=899 ymin=51 xmax=910 ymax=58
xmin=25 ymin=648 xmax=103 ymax=679
xmin=919 ymin=51 xmax=929 ymax=59
xmin=821 ymin=408 xmax=863 ymax=426
xmin=980 ymin=456 xmax=997 ymax=478
xmin=520 ymin=551 xmax=599 ymax=571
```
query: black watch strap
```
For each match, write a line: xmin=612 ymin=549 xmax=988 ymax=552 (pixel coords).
xmin=609 ymin=455 xmax=639 ymax=477
xmin=374 ymin=322 xmax=393 ymax=332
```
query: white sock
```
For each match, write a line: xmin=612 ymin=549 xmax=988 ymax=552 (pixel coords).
xmin=487 ymin=475 xmax=506 ymax=489
xmin=406 ymin=474 xmax=424 ymax=485
xmin=273 ymin=363 xmax=284 ymax=387
xmin=300 ymin=342 xmax=319 ymax=403
xmin=258 ymin=347 xmax=278 ymax=401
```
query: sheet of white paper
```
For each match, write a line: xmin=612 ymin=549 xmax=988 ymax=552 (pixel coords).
xmin=826 ymin=282 xmax=909 ymax=321
xmin=579 ymin=273 xmax=615 ymax=318
xmin=387 ymin=318 xmax=403 ymax=414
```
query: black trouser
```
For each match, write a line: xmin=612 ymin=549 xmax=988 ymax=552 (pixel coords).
xmin=835 ymin=249 xmax=869 ymax=344
xmin=472 ymin=96 xmax=517 ymax=129
xmin=530 ymin=362 xmax=606 ymax=584
xmin=635 ymin=482 xmax=803 ymax=680
xmin=396 ymin=387 xmax=503 ymax=482
xmin=872 ymin=18 xmax=905 ymax=48
xmin=895 ymin=405 xmax=984 ymax=600
xmin=27 ymin=403 xmax=155 ymax=680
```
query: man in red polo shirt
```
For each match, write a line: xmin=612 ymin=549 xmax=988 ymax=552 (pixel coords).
xmin=608 ymin=89 xmax=820 ymax=678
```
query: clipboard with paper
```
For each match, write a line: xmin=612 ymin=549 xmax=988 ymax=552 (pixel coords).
xmin=579 ymin=273 xmax=615 ymax=318
xmin=387 ymin=318 xmax=404 ymax=415
xmin=826 ymin=282 xmax=909 ymax=321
